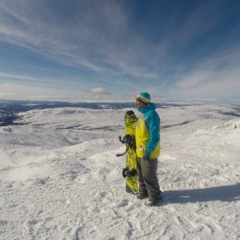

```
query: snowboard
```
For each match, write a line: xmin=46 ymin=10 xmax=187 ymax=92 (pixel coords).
xmin=117 ymin=110 xmax=138 ymax=194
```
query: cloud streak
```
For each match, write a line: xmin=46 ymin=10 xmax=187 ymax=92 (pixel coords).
xmin=169 ymin=44 xmax=240 ymax=98
xmin=0 ymin=0 xmax=131 ymax=74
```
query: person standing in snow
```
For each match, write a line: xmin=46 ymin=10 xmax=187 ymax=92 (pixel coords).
xmin=135 ymin=92 xmax=162 ymax=206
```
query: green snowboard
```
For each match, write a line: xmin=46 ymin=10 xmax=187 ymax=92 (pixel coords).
xmin=117 ymin=110 xmax=138 ymax=194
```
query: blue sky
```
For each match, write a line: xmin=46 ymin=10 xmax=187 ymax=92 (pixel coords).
xmin=0 ymin=0 xmax=240 ymax=102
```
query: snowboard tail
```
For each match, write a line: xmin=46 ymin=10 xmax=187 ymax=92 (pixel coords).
xmin=125 ymin=148 xmax=138 ymax=194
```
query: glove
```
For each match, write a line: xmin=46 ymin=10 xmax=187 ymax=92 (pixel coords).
xmin=143 ymin=151 xmax=151 ymax=161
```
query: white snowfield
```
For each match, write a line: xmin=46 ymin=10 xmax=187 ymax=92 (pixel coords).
xmin=0 ymin=103 xmax=239 ymax=240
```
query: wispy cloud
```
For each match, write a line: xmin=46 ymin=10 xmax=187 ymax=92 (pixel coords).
xmin=169 ymin=44 xmax=240 ymax=98
xmin=90 ymin=87 xmax=112 ymax=95
xmin=0 ymin=1 xmax=131 ymax=74
xmin=0 ymin=83 xmax=113 ymax=101
xmin=0 ymin=72 xmax=37 ymax=82
xmin=0 ymin=83 xmax=68 ymax=100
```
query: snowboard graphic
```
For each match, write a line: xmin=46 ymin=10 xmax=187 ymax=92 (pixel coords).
xmin=117 ymin=110 xmax=138 ymax=194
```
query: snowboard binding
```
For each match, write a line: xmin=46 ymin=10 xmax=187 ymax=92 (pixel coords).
xmin=118 ymin=134 xmax=136 ymax=149
xmin=122 ymin=167 xmax=137 ymax=178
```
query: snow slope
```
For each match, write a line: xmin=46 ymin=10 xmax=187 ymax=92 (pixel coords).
xmin=0 ymin=104 xmax=239 ymax=240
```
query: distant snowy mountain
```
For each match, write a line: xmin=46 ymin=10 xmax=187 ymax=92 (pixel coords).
xmin=0 ymin=102 xmax=239 ymax=239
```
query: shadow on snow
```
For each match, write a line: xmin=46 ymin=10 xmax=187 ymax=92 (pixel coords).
xmin=163 ymin=183 xmax=240 ymax=204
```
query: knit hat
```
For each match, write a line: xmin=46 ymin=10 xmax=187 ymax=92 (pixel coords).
xmin=136 ymin=92 xmax=151 ymax=104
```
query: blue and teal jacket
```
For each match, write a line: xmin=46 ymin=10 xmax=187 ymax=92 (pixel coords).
xmin=135 ymin=103 xmax=160 ymax=159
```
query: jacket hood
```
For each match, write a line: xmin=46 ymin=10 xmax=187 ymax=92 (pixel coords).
xmin=138 ymin=102 xmax=156 ymax=113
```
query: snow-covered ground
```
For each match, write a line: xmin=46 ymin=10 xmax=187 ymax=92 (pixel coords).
xmin=0 ymin=103 xmax=239 ymax=240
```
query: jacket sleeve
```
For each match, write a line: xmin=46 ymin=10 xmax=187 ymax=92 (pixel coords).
xmin=146 ymin=111 xmax=160 ymax=153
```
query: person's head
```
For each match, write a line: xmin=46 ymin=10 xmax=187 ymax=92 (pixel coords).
xmin=135 ymin=92 xmax=151 ymax=108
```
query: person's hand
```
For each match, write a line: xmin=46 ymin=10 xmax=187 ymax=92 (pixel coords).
xmin=143 ymin=151 xmax=150 ymax=161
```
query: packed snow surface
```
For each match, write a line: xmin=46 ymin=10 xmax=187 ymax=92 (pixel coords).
xmin=0 ymin=103 xmax=240 ymax=240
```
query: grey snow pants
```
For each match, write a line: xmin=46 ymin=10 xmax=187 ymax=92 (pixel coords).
xmin=137 ymin=158 xmax=161 ymax=202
